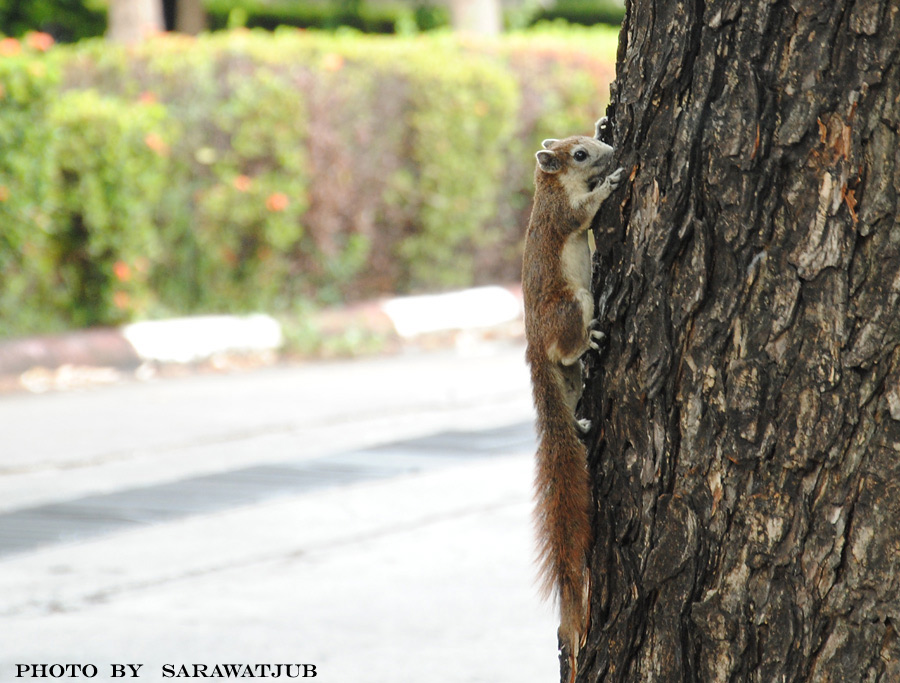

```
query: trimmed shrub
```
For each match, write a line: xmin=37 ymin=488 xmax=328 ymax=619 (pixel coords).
xmin=0 ymin=27 xmax=619 ymax=338
xmin=146 ymin=51 xmax=311 ymax=313
xmin=204 ymin=0 xmax=450 ymax=34
xmin=0 ymin=50 xmax=61 ymax=335
xmin=529 ymin=0 xmax=626 ymax=27
xmin=0 ymin=0 xmax=106 ymax=42
xmin=380 ymin=45 xmax=520 ymax=288
xmin=58 ymin=34 xmax=314 ymax=314
xmin=47 ymin=90 xmax=172 ymax=327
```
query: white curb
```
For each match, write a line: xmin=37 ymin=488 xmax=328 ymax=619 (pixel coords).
xmin=122 ymin=314 xmax=284 ymax=364
xmin=381 ymin=286 xmax=522 ymax=338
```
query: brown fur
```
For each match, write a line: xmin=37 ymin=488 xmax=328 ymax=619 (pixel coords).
xmin=522 ymin=124 xmax=624 ymax=679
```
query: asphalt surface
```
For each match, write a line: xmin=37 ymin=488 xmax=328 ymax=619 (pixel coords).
xmin=0 ymin=341 xmax=559 ymax=682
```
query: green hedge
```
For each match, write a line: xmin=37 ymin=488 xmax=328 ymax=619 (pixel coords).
xmin=0 ymin=28 xmax=617 ymax=338
xmin=204 ymin=0 xmax=449 ymax=34
xmin=0 ymin=1 xmax=623 ymax=43
xmin=49 ymin=89 xmax=171 ymax=327
xmin=0 ymin=0 xmax=105 ymax=42
xmin=203 ymin=1 xmax=626 ymax=34
xmin=529 ymin=1 xmax=626 ymax=27
xmin=0 ymin=51 xmax=60 ymax=335
xmin=204 ymin=1 xmax=625 ymax=34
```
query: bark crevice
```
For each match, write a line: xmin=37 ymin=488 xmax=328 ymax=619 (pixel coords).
xmin=580 ymin=1 xmax=900 ymax=680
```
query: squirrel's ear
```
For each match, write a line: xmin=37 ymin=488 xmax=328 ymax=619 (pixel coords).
xmin=536 ymin=150 xmax=561 ymax=173
xmin=541 ymin=139 xmax=558 ymax=149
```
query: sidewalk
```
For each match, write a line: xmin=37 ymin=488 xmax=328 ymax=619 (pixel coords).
xmin=0 ymin=323 xmax=556 ymax=682
xmin=0 ymin=285 xmax=524 ymax=393
xmin=0 ymin=443 xmax=559 ymax=682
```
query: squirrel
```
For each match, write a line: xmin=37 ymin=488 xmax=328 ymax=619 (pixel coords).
xmin=522 ymin=117 xmax=625 ymax=681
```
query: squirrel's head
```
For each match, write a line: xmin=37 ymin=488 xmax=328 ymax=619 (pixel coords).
xmin=535 ymin=125 xmax=615 ymax=193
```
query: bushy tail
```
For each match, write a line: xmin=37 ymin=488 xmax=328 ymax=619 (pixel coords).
xmin=530 ymin=357 xmax=593 ymax=660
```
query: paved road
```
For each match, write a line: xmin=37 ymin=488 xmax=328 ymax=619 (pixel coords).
xmin=0 ymin=342 xmax=559 ymax=682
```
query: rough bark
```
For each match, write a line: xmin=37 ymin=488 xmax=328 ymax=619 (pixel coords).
xmin=580 ymin=1 xmax=900 ymax=681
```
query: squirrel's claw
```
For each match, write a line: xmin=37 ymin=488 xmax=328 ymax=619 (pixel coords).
xmin=588 ymin=327 xmax=606 ymax=353
xmin=594 ymin=116 xmax=613 ymax=145
xmin=606 ymin=166 xmax=627 ymax=190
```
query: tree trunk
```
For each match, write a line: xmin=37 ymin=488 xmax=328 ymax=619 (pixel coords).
xmin=447 ymin=0 xmax=502 ymax=35
xmin=107 ymin=0 xmax=164 ymax=43
xmin=175 ymin=0 xmax=206 ymax=34
xmin=579 ymin=0 xmax=900 ymax=681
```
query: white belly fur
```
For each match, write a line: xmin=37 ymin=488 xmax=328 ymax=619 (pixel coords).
xmin=561 ymin=231 xmax=593 ymax=327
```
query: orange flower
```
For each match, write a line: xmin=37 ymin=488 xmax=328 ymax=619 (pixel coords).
xmin=321 ymin=53 xmax=344 ymax=72
xmin=233 ymin=175 xmax=252 ymax=192
xmin=221 ymin=247 xmax=238 ymax=266
xmin=25 ymin=32 xmax=54 ymax=51
xmin=113 ymin=261 xmax=132 ymax=282
xmin=266 ymin=192 xmax=289 ymax=212
xmin=144 ymin=133 xmax=169 ymax=156
xmin=113 ymin=291 xmax=131 ymax=310
xmin=0 ymin=38 xmax=21 ymax=56
xmin=139 ymin=91 xmax=157 ymax=105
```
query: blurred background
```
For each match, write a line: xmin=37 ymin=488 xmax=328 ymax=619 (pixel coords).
xmin=0 ymin=0 xmax=621 ymax=341
xmin=0 ymin=2 xmax=621 ymax=680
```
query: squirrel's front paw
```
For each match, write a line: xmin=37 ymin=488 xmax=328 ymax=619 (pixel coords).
xmin=587 ymin=319 xmax=608 ymax=354
xmin=606 ymin=167 xmax=626 ymax=191
xmin=594 ymin=116 xmax=613 ymax=144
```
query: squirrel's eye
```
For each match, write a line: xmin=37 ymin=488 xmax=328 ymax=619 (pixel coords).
xmin=574 ymin=150 xmax=588 ymax=161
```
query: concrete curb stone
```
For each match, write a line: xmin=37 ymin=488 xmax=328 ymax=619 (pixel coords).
xmin=0 ymin=285 xmax=524 ymax=392
xmin=0 ymin=328 xmax=142 ymax=377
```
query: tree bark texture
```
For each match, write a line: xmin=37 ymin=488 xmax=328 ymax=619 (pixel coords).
xmin=581 ymin=1 xmax=900 ymax=680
